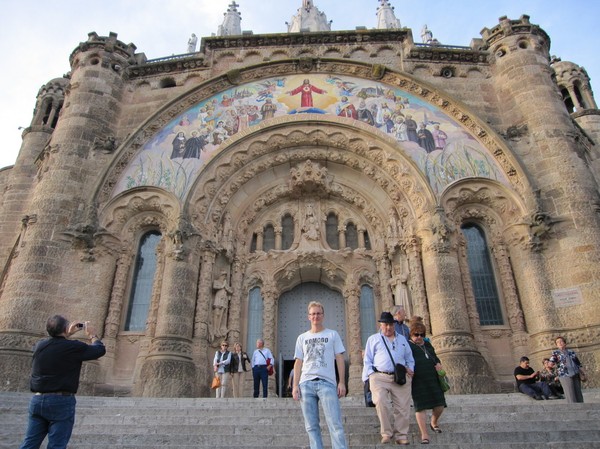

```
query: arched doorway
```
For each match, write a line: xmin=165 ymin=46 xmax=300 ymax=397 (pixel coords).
xmin=277 ymin=282 xmax=346 ymax=396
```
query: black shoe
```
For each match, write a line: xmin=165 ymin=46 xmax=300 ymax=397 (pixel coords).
xmin=548 ymin=395 xmax=560 ymax=400
xmin=532 ymin=395 xmax=542 ymax=400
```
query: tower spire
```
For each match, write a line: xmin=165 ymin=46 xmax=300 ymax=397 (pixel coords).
xmin=217 ymin=1 xmax=242 ymax=37
xmin=376 ymin=0 xmax=401 ymax=30
xmin=287 ymin=0 xmax=331 ymax=33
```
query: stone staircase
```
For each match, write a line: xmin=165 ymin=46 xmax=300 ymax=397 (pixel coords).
xmin=1 ymin=390 xmax=600 ymax=449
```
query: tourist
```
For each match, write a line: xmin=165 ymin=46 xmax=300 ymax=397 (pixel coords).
xmin=408 ymin=321 xmax=447 ymax=445
xmin=18 ymin=315 xmax=106 ymax=449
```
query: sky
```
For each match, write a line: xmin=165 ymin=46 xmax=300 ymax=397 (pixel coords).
xmin=0 ymin=0 xmax=598 ymax=169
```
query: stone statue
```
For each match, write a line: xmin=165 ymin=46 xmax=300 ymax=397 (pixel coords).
xmin=421 ymin=25 xmax=433 ymax=44
xmin=187 ymin=33 xmax=198 ymax=53
xmin=302 ymin=203 xmax=320 ymax=241
xmin=211 ymin=271 xmax=232 ymax=340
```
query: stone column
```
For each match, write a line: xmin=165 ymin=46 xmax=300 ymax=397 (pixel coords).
xmin=193 ymin=246 xmax=217 ymax=397
xmin=137 ymin=235 xmax=200 ymax=397
xmin=262 ymin=282 xmax=278 ymax=396
xmin=274 ymin=226 xmax=282 ymax=250
xmin=357 ymin=226 xmax=366 ymax=248
xmin=256 ymin=229 xmax=264 ymax=251
xmin=404 ymin=235 xmax=429 ymax=325
xmin=338 ymin=225 xmax=346 ymax=249
xmin=227 ymin=256 xmax=246 ymax=345
xmin=374 ymin=251 xmax=394 ymax=312
xmin=343 ymin=281 xmax=363 ymax=396
xmin=418 ymin=211 xmax=496 ymax=393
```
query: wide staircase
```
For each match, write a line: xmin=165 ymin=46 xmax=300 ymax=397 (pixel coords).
xmin=1 ymin=390 xmax=600 ymax=449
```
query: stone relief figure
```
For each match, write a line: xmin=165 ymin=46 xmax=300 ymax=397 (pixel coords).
xmin=211 ymin=271 xmax=232 ymax=341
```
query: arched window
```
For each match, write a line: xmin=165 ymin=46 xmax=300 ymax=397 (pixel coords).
xmin=573 ymin=81 xmax=586 ymax=110
xmin=281 ymin=214 xmax=294 ymax=250
xmin=364 ymin=231 xmax=372 ymax=250
xmin=247 ymin=287 xmax=263 ymax=347
xmin=560 ymin=87 xmax=575 ymax=113
xmin=124 ymin=231 xmax=161 ymax=331
xmin=250 ymin=233 xmax=257 ymax=253
xmin=461 ymin=224 xmax=503 ymax=326
xmin=359 ymin=285 xmax=377 ymax=347
xmin=346 ymin=222 xmax=358 ymax=249
xmin=263 ymin=224 xmax=275 ymax=251
xmin=326 ymin=212 xmax=339 ymax=249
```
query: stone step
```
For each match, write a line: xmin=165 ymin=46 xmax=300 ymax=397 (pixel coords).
xmin=1 ymin=391 xmax=599 ymax=449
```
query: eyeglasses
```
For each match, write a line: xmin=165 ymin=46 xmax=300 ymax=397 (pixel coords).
xmin=221 ymin=344 xmax=228 ymax=347
xmin=412 ymin=333 xmax=426 ymax=338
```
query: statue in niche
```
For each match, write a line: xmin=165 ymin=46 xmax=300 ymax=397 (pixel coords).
xmin=211 ymin=271 xmax=232 ymax=341
xmin=302 ymin=203 xmax=320 ymax=241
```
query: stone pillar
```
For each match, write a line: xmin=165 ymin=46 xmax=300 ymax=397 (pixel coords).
xmin=262 ymin=283 xmax=278 ymax=397
xmin=192 ymin=246 xmax=217 ymax=397
xmin=338 ymin=225 xmax=346 ymax=249
xmin=137 ymin=235 xmax=200 ymax=397
xmin=404 ymin=235 xmax=429 ymax=325
xmin=227 ymin=256 xmax=246 ymax=345
xmin=357 ymin=227 xmax=366 ymax=248
xmin=343 ymin=281 xmax=363 ymax=396
xmin=274 ymin=226 xmax=282 ymax=250
xmin=418 ymin=211 xmax=497 ymax=393
xmin=374 ymin=251 xmax=394 ymax=312
xmin=491 ymin=239 xmax=528 ymax=359
xmin=256 ymin=229 xmax=264 ymax=251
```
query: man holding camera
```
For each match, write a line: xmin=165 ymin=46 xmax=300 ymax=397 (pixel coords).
xmin=362 ymin=312 xmax=414 ymax=445
xmin=19 ymin=315 xmax=106 ymax=449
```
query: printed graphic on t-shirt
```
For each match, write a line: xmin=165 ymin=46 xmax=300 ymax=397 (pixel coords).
xmin=304 ymin=337 xmax=329 ymax=368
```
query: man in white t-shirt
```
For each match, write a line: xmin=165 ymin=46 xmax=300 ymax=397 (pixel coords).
xmin=292 ymin=301 xmax=348 ymax=449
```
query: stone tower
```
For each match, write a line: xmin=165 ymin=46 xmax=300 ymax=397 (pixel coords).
xmin=482 ymin=15 xmax=600 ymax=354
xmin=376 ymin=0 xmax=401 ymax=30
xmin=217 ymin=1 xmax=242 ymax=37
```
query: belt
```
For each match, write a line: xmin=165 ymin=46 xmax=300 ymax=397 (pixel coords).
xmin=34 ymin=391 xmax=74 ymax=396
xmin=310 ymin=377 xmax=321 ymax=382
xmin=373 ymin=368 xmax=394 ymax=375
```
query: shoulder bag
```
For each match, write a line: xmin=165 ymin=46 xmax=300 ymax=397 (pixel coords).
xmin=381 ymin=335 xmax=406 ymax=385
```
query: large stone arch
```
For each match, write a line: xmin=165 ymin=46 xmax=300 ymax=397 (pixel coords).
xmin=94 ymin=59 xmax=536 ymax=210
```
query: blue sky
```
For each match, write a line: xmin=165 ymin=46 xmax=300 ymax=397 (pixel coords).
xmin=0 ymin=0 xmax=597 ymax=168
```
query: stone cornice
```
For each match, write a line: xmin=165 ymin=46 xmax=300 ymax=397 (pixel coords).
xmin=200 ymin=29 xmax=411 ymax=53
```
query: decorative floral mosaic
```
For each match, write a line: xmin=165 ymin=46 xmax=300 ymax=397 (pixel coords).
xmin=113 ymin=74 xmax=508 ymax=200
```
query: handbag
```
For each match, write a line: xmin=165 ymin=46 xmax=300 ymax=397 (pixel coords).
xmin=579 ymin=370 xmax=587 ymax=382
xmin=364 ymin=379 xmax=376 ymax=407
xmin=211 ymin=375 xmax=221 ymax=390
xmin=381 ymin=335 xmax=406 ymax=385
xmin=437 ymin=369 xmax=450 ymax=392
xmin=260 ymin=350 xmax=274 ymax=376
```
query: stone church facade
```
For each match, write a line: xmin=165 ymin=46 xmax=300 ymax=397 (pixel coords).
xmin=1 ymin=1 xmax=599 ymax=397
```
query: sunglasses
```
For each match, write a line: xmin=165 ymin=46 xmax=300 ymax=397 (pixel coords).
xmin=412 ymin=333 xmax=426 ymax=338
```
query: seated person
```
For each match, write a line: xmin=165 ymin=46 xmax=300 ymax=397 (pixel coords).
xmin=514 ymin=356 xmax=555 ymax=400
xmin=539 ymin=358 xmax=564 ymax=398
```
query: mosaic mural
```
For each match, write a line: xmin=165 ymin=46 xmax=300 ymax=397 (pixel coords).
xmin=113 ymin=74 xmax=508 ymax=200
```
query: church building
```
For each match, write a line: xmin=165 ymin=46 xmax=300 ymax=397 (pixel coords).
xmin=0 ymin=0 xmax=598 ymax=397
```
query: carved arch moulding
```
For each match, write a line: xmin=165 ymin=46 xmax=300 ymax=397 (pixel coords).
xmin=95 ymin=59 xmax=534 ymax=214
xmin=99 ymin=187 xmax=182 ymax=249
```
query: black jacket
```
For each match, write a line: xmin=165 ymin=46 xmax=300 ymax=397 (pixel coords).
xmin=229 ymin=351 xmax=250 ymax=373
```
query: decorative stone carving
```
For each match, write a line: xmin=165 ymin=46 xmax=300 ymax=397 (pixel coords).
xmin=210 ymin=270 xmax=232 ymax=341
xmin=92 ymin=135 xmax=117 ymax=154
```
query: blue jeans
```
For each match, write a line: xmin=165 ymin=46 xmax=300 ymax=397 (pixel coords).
xmin=299 ymin=379 xmax=348 ymax=449
xmin=519 ymin=381 xmax=552 ymax=399
xmin=253 ymin=365 xmax=268 ymax=397
xmin=19 ymin=394 xmax=76 ymax=449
